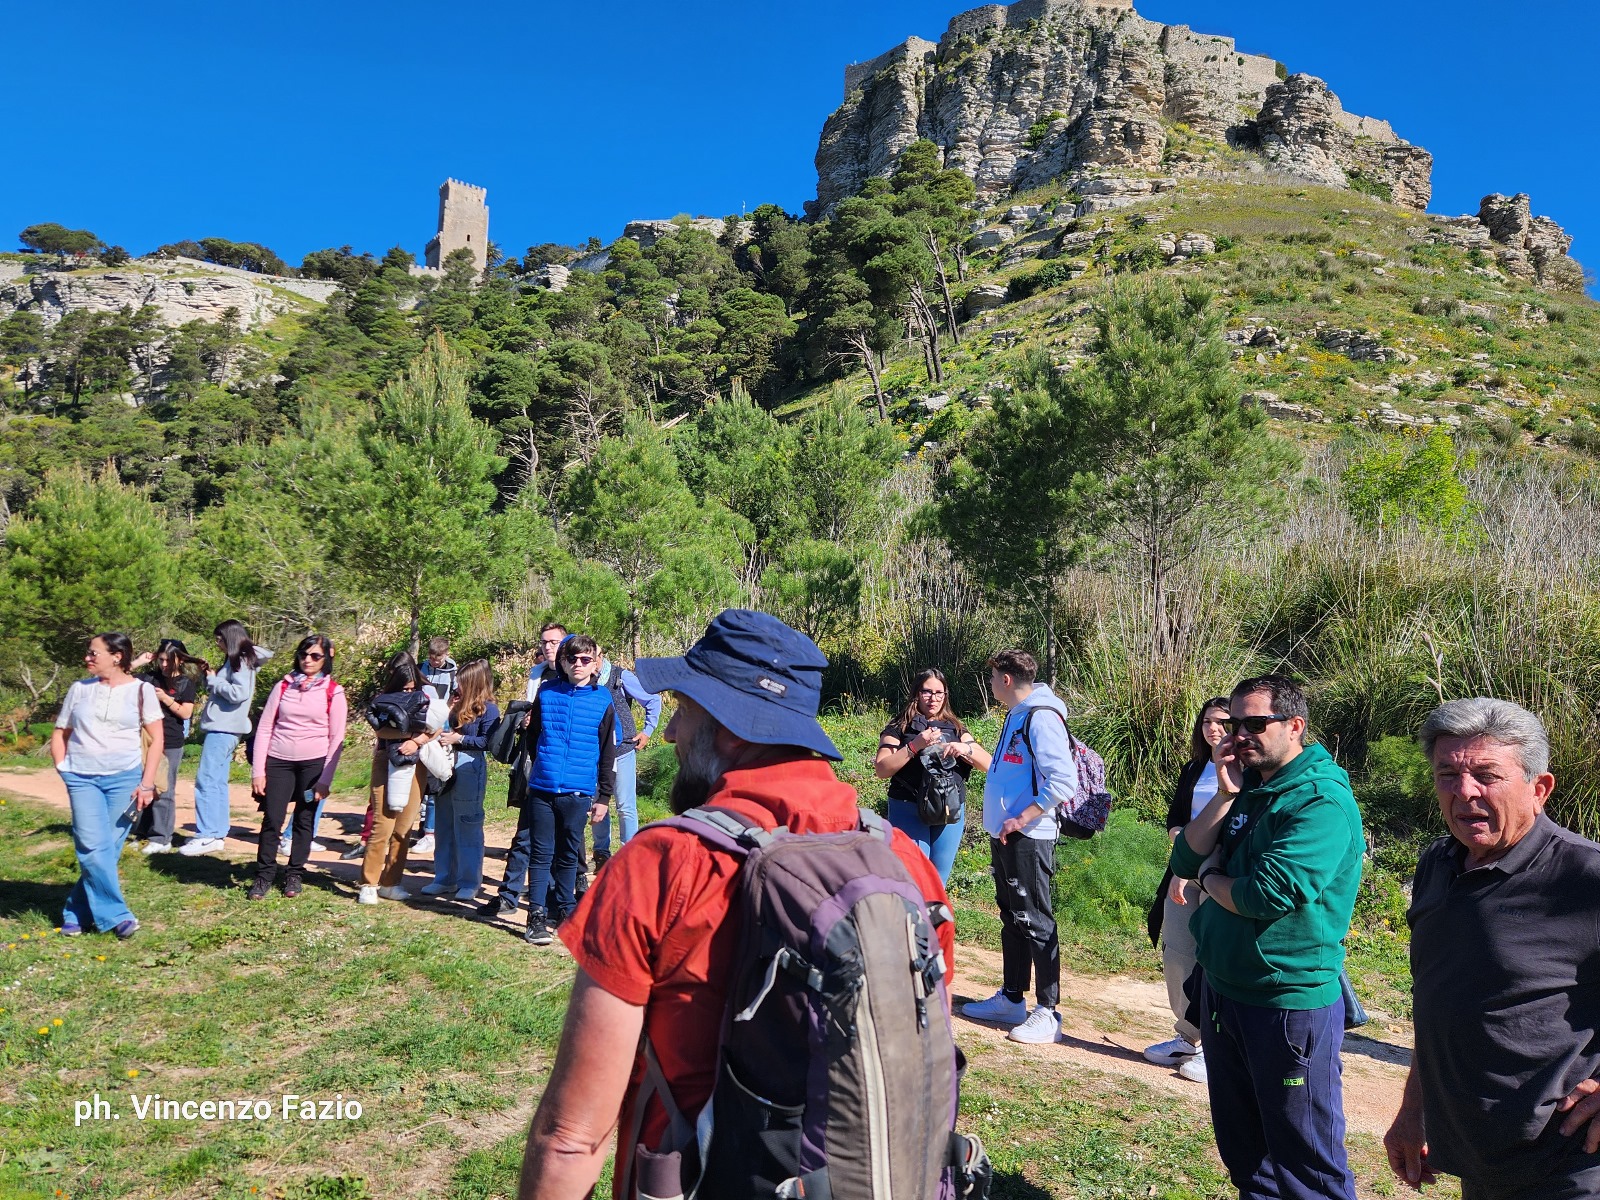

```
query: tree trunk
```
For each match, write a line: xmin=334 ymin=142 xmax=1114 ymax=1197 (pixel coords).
xmin=909 ymin=285 xmax=944 ymax=384
xmin=631 ymin=606 xmax=643 ymax=662
xmin=408 ymin=576 xmax=423 ymax=659
xmin=849 ymin=332 xmax=888 ymax=421
xmin=926 ymin=230 xmax=961 ymax=345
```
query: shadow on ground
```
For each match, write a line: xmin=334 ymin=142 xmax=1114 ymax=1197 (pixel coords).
xmin=0 ymin=878 xmax=72 ymax=921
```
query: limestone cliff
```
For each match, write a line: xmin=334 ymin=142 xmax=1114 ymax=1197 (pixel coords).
xmin=813 ymin=0 xmax=1432 ymax=212
xmin=0 ymin=257 xmax=336 ymax=332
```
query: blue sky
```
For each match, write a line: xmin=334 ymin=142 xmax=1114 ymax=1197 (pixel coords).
xmin=8 ymin=0 xmax=1596 ymax=291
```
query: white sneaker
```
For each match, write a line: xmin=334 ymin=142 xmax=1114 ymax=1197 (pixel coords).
xmin=412 ymin=835 xmax=435 ymax=855
xmin=141 ymin=841 xmax=174 ymax=855
xmin=1007 ymin=1005 xmax=1062 ymax=1045
xmin=377 ymin=885 xmax=411 ymax=901
xmin=419 ymin=882 xmax=450 ymax=896
xmin=961 ymin=991 xmax=1029 ymax=1026
xmin=310 ymin=841 xmax=327 ymax=853
xmin=179 ymin=837 xmax=225 ymax=856
xmin=1177 ymin=1051 xmax=1208 ymax=1083
xmin=357 ymin=886 xmax=379 ymax=906
xmin=1143 ymin=1036 xmax=1200 ymax=1066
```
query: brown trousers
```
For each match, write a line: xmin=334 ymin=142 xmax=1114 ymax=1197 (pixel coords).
xmin=359 ymin=752 xmax=423 ymax=887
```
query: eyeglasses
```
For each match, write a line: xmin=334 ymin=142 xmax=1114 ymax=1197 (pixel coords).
xmin=301 ymin=651 xmax=326 ymax=662
xmin=918 ymin=689 xmax=946 ymax=698
xmin=1223 ymin=714 xmax=1292 ymax=735
xmin=567 ymin=655 xmax=596 ymax=666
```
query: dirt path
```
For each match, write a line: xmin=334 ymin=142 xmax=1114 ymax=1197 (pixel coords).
xmin=948 ymin=943 xmax=1410 ymax=1138
xmin=3 ymin=765 xmax=1412 ymax=1138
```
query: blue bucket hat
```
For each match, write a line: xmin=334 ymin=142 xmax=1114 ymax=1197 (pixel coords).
xmin=634 ymin=609 xmax=841 ymax=761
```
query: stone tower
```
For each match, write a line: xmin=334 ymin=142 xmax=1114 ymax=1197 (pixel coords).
xmin=424 ymin=179 xmax=489 ymax=273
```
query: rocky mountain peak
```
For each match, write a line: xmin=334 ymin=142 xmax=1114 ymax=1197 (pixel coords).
xmin=813 ymin=0 xmax=1433 ymax=213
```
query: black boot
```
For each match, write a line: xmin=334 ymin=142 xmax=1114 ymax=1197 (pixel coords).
xmin=524 ymin=907 xmax=553 ymax=946
xmin=592 ymin=848 xmax=610 ymax=873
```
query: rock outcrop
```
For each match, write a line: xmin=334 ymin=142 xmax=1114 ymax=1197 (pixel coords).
xmin=1413 ymin=194 xmax=1584 ymax=293
xmin=1247 ymin=75 xmax=1432 ymax=210
xmin=0 ymin=258 xmax=336 ymax=331
xmin=813 ymin=0 xmax=1432 ymax=213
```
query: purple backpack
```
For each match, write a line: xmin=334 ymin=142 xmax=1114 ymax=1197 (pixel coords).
xmin=1020 ymin=708 xmax=1113 ymax=839
xmin=628 ymin=805 xmax=992 ymax=1200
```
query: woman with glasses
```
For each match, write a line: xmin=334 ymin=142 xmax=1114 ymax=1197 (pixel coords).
xmin=874 ymin=668 xmax=991 ymax=883
xmin=50 ymin=632 xmax=165 ymax=939
xmin=1142 ymin=695 xmax=1231 ymax=1084
xmin=512 ymin=634 xmax=617 ymax=947
xmin=129 ymin=638 xmax=200 ymax=854
xmin=248 ymin=635 xmax=348 ymax=900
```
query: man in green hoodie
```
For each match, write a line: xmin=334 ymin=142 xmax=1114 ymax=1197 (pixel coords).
xmin=1169 ymin=674 xmax=1363 ymax=1200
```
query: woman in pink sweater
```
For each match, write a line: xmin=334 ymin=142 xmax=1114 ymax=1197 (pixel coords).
xmin=249 ymin=634 xmax=348 ymax=900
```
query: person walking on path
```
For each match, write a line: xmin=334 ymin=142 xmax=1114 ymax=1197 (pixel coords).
xmin=516 ymin=609 xmax=959 ymax=1200
xmin=1385 ymin=698 xmax=1600 ymax=1200
xmin=1143 ymin=695 xmax=1231 ymax=1084
xmin=130 ymin=638 xmax=199 ymax=854
xmin=50 ymin=632 xmax=164 ymax=939
xmin=875 ymin=667 xmax=991 ymax=883
xmin=422 ymin=659 xmax=499 ymax=902
xmin=357 ymin=652 xmax=445 ymax=905
xmin=181 ymin=620 xmax=268 ymax=857
xmin=513 ymin=634 xmax=617 ymax=946
xmin=961 ymin=649 xmax=1077 ymax=1046
xmin=1169 ymin=674 xmax=1364 ymax=1200
xmin=249 ymin=634 xmax=347 ymax=900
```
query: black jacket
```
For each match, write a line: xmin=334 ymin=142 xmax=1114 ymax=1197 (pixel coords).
xmin=1146 ymin=758 xmax=1209 ymax=947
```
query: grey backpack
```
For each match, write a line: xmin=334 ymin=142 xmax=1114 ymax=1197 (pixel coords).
xmin=628 ymin=805 xmax=991 ymax=1200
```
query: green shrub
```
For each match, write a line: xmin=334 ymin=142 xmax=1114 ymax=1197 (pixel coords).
xmin=1024 ymin=111 xmax=1067 ymax=150
xmin=1356 ymin=735 xmax=1437 ymax=837
xmin=1049 ymin=809 xmax=1171 ymax=930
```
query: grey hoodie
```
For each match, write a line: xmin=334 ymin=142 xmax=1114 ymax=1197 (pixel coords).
xmin=200 ymin=648 xmax=272 ymax=735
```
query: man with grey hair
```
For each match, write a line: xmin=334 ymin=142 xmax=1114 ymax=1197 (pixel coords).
xmin=1385 ymin=697 xmax=1600 ymax=1199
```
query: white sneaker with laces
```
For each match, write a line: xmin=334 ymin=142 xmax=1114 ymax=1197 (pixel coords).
xmin=141 ymin=841 xmax=174 ymax=855
xmin=961 ymin=991 xmax=1029 ymax=1026
xmin=1177 ymin=1051 xmax=1208 ymax=1083
xmin=178 ymin=837 xmax=225 ymax=856
xmin=412 ymin=835 xmax=435 ymax=855
xmin=309 ymin=841 xmax=327 ymax=853
xmin=1143 ymin=1035 xmax=1200 ymax=1066
xmin=1007 ymin=1005 xmax=1062 ymax=1045
xmin=357 ymin=886 xmax=379 ymax=906
xmin=377 ymin=885 xmax=411 ymax=901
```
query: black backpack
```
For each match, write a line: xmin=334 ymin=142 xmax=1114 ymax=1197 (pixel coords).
xmin=485 ymin=700 xmax=533 ymax=764
xmin=916 ymin=747 xmax=967 ymax=827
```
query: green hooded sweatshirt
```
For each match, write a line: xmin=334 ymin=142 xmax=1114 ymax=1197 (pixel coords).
xmin=1169 ymin=742 xmax=1363 ymax=1010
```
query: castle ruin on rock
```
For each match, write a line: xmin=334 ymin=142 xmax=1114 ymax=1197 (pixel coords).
xmin=813 ymin=0 xmax=1433 ymax=213
xmin=421 ymin=179 xmax=489 ymax=275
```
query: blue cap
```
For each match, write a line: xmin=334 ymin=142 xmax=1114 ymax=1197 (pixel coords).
xmin=634 ymin=609 xmax=841 ymax=761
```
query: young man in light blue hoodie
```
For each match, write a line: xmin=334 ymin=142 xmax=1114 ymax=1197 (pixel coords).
xmin=962 ymin=648 xmax=1077 ymax=1046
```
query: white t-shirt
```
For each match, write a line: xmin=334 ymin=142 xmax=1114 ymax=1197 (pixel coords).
xmin=55 ymin=678 xmax=160 ymax=775
xmin=1189 ymin=760 xmax=1220 ymax=821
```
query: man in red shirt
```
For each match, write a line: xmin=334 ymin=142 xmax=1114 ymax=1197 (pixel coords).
xmin=516 ymin=609 xmax=957 ymax=1200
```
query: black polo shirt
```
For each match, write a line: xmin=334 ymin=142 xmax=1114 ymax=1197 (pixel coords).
xmin=1408 ymin=813 xmax=1600 ymax=1191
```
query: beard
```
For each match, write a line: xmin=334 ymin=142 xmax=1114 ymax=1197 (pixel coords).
xmin=669 ymin=718 xmax=730 ymax=814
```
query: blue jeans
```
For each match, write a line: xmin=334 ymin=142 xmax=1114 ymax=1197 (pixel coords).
xmin=433 ymin=751 xmax=487 ymax=894
xmin=422 ymin=792 xmax=436 ymax=835
xmin=592 ymin=750 xmax=640 ymax=856
xmin=193 ymin=732 xmax=239 ymax=840
xmin=60 ymin=767 xmax=142 ymax=931
xmin=1201 ymin=975 xmax=1355 ymax=1200
xmin=526 ymin=791 xmax=590 ymax=918
xmin=887 ymin=799 xmax=965 ymax=884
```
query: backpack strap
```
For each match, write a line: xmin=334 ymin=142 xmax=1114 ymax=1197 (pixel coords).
xmin=1018 ymin=707 xmax=1072 ymax=799
xmin=665 ymin=805 xmax=779 ymax=855
xmin=856 ymin=807 xmax=893 ymax=844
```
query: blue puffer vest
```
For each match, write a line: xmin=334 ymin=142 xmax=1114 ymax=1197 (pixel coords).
xmin=528 ymin=679 xmax=611 ymax=796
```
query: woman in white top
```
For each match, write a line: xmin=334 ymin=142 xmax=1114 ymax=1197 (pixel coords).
xmin=1142 ymin=696 xmax=1231 ymax=1082
xmin=49 ymin=632 xmax=165 ymax=940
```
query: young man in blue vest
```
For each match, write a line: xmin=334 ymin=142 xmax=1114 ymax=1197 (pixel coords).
xmin=514 ymin=634 xmax=618 ymax=946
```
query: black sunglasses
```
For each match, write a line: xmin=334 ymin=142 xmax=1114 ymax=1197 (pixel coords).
xmin=1224 ymin=714 xmax=1292 ymax=735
